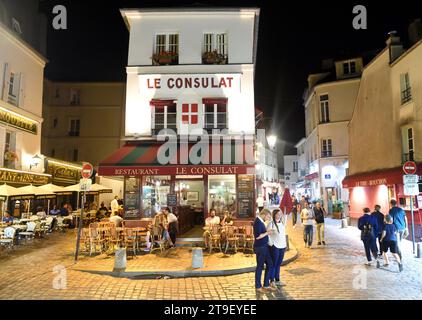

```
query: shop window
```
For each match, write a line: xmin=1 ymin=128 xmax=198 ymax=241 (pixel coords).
xmin=208 ymin=175 xmax=236 ymax=216
xmin=141 ymin=176 xmax=171 ymax=218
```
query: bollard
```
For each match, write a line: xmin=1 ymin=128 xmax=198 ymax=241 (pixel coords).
xmin=285 ymin=234 xmax=290 ymax=251
xmin=192 ymin=247 xmax=204 ymax=269
xmin=341 ymin=218 xmax=348 ymax=229
xmin=417 ymin=242 xmax=422 ymax=259
xmin=113 ymin=247 xmax=127 ymax=273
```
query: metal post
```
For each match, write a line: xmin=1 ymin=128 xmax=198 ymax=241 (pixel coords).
xmin=410 ymin=196 xmax=415 ymax=255
xmin=417 ymin=242 xmax=422 ymax=259
xmin=74 ymin=191 xmax=85 ymax=262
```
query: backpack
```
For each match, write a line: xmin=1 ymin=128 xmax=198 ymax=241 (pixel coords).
xmin=362 ymin=221 xmax=373 ymax=237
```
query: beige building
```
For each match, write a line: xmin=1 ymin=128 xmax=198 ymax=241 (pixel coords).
xmin=302 ymin=57 xmax=362 ymax=212
xmin=345 ymin=23 xmax=422 ymax=236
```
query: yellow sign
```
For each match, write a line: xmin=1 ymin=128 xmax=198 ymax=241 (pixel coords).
xmin=46 ymin=160 xmax=81 ymax=184
xmin=0 ymin=169 xmax=50 ymax=185
xmin=0 ymin=109 xmax=37 ymax=134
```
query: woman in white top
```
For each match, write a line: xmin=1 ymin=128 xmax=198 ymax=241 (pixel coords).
xmin=267 ymin=208 xmax=287 ymax=287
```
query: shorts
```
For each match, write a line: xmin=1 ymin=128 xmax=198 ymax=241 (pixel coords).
xmin=381 ymin=240 xmax=398 ymax=254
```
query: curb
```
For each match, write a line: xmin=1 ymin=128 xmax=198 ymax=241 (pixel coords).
xmin=75 ymin=241 xmax=299 ymax=279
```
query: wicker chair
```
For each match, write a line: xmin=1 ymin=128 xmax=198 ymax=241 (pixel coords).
xmin=150 ymin=226 xmax=166 ymax=254
xmin=123 ymin=228 xmax=137 ymax=256
xmin=88 ymin=227 xmax=105 ymax=255
xmin=79 ymin=228 xmax=91 ymax=254
xmin=243 ymin=225 xmax=255 ymax=253
xmin=207 ymin=225 xmax=222 ymax=253
xmin=223 ymin=226 xmax=239 ymax=253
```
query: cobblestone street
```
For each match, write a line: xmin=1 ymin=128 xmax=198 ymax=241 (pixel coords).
xmin=0 ymin=218 xmax=420 ymax=300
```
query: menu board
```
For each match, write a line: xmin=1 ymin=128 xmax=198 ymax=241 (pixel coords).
xmin=125 ymin=177 xmax=139 ymax=193
xmin=237 ymin=174 xmax=254 ymax=218
xmin=167 ymin=194 xmax=178 ymax=207
xmin=124 ymin=177 xmax=140 ymax=219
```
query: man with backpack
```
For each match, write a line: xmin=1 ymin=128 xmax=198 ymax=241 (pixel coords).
xmin=358 ymin=207 xmax=380 ymax=267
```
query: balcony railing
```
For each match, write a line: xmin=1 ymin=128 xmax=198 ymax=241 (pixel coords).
xmin=321 ymin=151 xmax=333 ymax=158
xmin=7 ymin=94 xmax=17 ymax=106
xmin=401 ymin=87 xmax=412 ymax=104
xmin=68 ymin=131 xmax=80 ymax=137
xmin=402 ymin=152 xmax=414 ymax=163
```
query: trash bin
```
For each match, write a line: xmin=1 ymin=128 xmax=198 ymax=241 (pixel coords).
xmin=113 ymin=247 xmax=127 ymax=273
xmin=192 ymin=247 xmax=203 ymax=269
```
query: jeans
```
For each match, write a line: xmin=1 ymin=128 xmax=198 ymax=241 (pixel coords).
xmin=303 ymin=225 xmax=313 ymax=246
xmin=362 ymin=235 xmax=378 ymax=262
xmin=269 ymin=246 xmax=286 ymax=282
xmin=254 ymin=245 xmax=273 ymax=288
xmin=292 ymin=211 xmax=297 ymax=226
xmin=169 ymin=222 xmax=178 ymax=245
xmin=316 ymin=223 xmax=325 ymax=242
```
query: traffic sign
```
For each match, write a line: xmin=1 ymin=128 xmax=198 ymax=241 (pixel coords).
xmin=81 ymin=162 xmax=94 ymax=179
xmin=79 ymin=178 xmax=92 ymax=192
xmin=403 ymin=174 xmax=419 ymax=184
xmin=404 ymin=183 xmax=419 ymax=196
xmin=403 ymin=161 xmax=417 ymax=175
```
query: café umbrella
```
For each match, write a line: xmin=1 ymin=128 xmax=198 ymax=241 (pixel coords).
xmin=0 ymin=184 xmax=26 ymax=221
xmin=18 ymin=185 xmax=56 ymax=215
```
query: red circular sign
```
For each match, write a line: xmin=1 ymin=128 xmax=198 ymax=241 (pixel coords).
xmin=403 ymin=161 xmax=417 ymax=175
xmin=81 ymin=163 xmax=94 ymax=179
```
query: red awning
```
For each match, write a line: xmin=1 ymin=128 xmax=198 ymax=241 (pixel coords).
xmin=342 ymin=164 xmax=422 ymax=188
xmin=149 ymin=99 xmax=176 ymax=107
xmin=202 ymin=98 xmax=228 ymax=104
xmin=305 ymin=172 xmax=319 ymax=180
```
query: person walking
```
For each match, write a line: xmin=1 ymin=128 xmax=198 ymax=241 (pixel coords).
xmin=253 ymin=209 xmax=275 ymax=292
xmin=291 ymin=195 xmax=299 ymax=229
xmin=300 ymin=202 xmax=315 ymax=248
xmin=358 ymin=208 xmax=380 ymax=267
xmin=371 ymin=205 xmax=385 ymax=256
xmin=380 ymin=215 xmax=403 ymax=272
xmin=313 ymin=201 xmax=326 ymax=245
xmin=388 ymin=199 xmax=409 ymax=260
xmin=267 ymin=208 xmax=287 ymax=287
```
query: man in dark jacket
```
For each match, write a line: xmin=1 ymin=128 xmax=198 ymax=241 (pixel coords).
xmin=358 ymin=208 xmax=380 ymax=267
xmin=371 ymin=205 xmax=384 ymax=256
xmin=313 ymin=201 xmax=326 ymax=245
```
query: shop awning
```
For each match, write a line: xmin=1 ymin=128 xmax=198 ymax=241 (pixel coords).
xmin=305 ymin=172 xmax=319 ymax=180
xmin=342 ymin=164 xmax=422 ymax=188
xmin=98 ymin=141 xmax=255 ymax=176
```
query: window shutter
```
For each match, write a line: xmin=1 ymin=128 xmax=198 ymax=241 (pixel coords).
xmin=400 ymin=74 xmax=406 ymax=92
xmin=18 ymin=73 xmax=24 ymax=107
xmin=14 ymin=132 xmax=22 ymax=170
xmin=1 ymin=63 xmax=10 ymax=101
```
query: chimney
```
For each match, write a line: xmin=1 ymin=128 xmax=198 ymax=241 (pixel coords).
xmin=386 ymin=31 xmax=404 ymax=63
xmin=408 ymin=18 xmax=422 ymax=46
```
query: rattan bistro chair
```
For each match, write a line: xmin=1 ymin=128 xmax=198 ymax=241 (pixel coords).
xmin=223 ymin=226 xmax=239 ymax=254
xmin=150 ymin=226 xmax=166 ymax=254
xmin=124 ymin=228 xmax=137 ymax=256
xmin=243 ymin=225 xmax=254 ymax=253
xmin=208 ymin=225 xmax=222 ymax=254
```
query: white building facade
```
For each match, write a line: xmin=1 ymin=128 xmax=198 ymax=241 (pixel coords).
xmin=283 ymin=154 xmax=298 ymax=192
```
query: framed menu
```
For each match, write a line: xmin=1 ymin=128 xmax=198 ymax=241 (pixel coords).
xmin=237 ymin=174 xmax=254 ymax=218
xmin=124 ymin=177 xmax=140 ymax=219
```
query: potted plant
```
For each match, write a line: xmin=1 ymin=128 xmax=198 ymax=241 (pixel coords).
xmin=151 ymin=51 xmax=178 ymax=65
xmin=4 ymin=150 xmax=18 ymax=169
xmin=202 ymin=50 xmax=227 ymax=64
xmin=332 ymin=200 xmax=344 ymax=219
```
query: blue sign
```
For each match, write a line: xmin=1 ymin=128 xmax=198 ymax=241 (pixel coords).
xmin=325 ymin=174 xmax=331 ymax=179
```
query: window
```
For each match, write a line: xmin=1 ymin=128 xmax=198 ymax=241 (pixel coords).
xmin=7 ymin=72 xmax=20 ymax=106
xmin=70 ymin=88 xmax=80 ymax=106
xmin=153 ymin=34 xmax=179 ymax=65
xmin=400 ymin=73 xmax=412 ymax=104
xmin=151 ymin=101 xmax=177 ymax=134
xmin=321 ymin=139 xmax=332 ymax=157
xmin=4 ymin=131 xmax=17 ymax=169
xmin=69 ymin=119 xmax=80 ymax=136
xmin=203 ymin=99 xmax=227 ymax=131
xmin=202 ymin=33 xmax=228 ymax=64
xmin=51 ymin=149 xmax=55 ymax=157
xmin=72 ymin=149 xmax=79 ymax=162
xmin=408 ymin=128 xmax=414 ymax=161
xmin=181 ymin=104 xmax=198 ymax=125
xmin=320 ymin=94 xmax=330 ymax=123
xmin=343 ymin=61 xmax=356 ymax=75
xmin=293 ymin=161 xmax=298 ymax=172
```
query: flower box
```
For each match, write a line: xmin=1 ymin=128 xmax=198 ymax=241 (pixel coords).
xmin=152 ymin=51 xmax=178 ymax=65
xmin=202 ymin=51 xmax=228 ymax=64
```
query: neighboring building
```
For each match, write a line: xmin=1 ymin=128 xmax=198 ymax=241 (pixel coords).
xmin=302 ymin=55 xmax=365 ymax=213
xmin=344 ymin=24 xmax=422 ymax=237
xmin=283 ymin=155 xmax=298 ymax=192
xmin=98 ymin=8 xmax=260 ymax=222
xmin=294 ymin=137 xmax=308 ymax=197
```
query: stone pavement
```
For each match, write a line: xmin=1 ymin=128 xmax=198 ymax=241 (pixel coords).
xmin=0 ymin=218 xmax=420 ymax=300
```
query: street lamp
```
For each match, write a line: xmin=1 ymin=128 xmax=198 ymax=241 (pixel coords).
xmin=267 ymin=135 xmax=277 ymax=150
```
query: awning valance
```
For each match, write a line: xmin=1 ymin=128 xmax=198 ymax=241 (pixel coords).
xmin=305 ymin=172 xmax=319 ymax=180
xmin=202 ymin=98 xmax=228 ymax=105
xmin=98 ymin=141 xmax=255 ymax=176
xmin=149 ymin=99 xmax=176 ymax=107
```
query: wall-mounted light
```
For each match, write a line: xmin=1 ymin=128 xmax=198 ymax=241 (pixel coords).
xmin=30 ymin=154 xmax=42 ymax=170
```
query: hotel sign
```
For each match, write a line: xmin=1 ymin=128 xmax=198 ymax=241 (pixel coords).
xmin=0 ymin=109 xmax=37 ymax=134
xmin=0 ymin=169 xmax=50 ymax=185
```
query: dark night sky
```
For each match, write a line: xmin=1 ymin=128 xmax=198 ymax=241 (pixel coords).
xmin=43 ymin=0 xmax=422 ymax=156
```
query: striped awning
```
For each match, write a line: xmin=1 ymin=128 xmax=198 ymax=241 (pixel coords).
xmin=98 ymin=141 xmax=255 ymax=176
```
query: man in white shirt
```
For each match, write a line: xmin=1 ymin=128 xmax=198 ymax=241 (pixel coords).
xmin=300 ymin=202 xmax=315 ymax=248
xmin=110 ymin=196 xmax=119 ymax=215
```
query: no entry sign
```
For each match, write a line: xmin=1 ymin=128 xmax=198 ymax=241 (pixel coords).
xmin=403 ymin=161 xmax=417 ymax=175
xmin=81 ymin=162 xmax=94 ymax=179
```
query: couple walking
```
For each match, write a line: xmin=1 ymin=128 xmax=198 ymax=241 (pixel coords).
xmin=253 ymin=208 xmax=287 ymax=292
xmin=299 ymin=201 xmax=327 ymax=248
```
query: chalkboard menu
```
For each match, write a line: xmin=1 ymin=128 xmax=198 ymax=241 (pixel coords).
xmin=237 ymin=174 xmax=254 ymax=218
xmin=167 ymin=193 xmax=177 ymax=207
xmin=124 ymin=177 xmax=140 ymax=219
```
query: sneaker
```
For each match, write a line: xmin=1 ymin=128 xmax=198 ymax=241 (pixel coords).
xmin=398 ymin=263 xmax=403 ymax=272
xmin=365 ymin=261 xmax=372 ymax=266
xmin=264 ymin=286 xmax=276 ymax=291
xmin=317 ymin=242 xmax=321 ymax=245
xmin=322 ymin=241 xmax=326 ymax=245
xmin=275 ymin=281 xmax=286 ymax=286
xmin=269 ymin=282 xmax=277 ymax=289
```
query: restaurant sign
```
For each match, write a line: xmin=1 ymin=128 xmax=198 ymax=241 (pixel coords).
xmin=0 ymin=109 xmax=37 ymax=134
xmin=46 ymin=160 xmax=81 ymax=184
xmin=0 ymin=169 xmax=50 ymax=185
xmin=99 ymin=165 xmax=255 ymax=176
